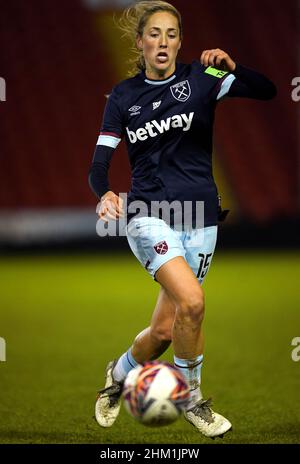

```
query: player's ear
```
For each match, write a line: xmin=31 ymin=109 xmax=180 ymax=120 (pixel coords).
xmin=136 ymin=34 xmax=143 ymax=51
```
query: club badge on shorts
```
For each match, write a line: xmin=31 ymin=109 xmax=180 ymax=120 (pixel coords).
xmin=154 ymin=241 xmax=169 ymax=255
xmin=170 ymin=80 xmax=191 ymax=102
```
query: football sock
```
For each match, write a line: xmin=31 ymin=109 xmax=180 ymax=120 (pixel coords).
xmin=112 ymin=347 xmax=139 ymax=383
xmin=174 ymin=354 xmax=203 ymax=409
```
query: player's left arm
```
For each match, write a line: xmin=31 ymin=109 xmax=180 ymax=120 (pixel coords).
xmin=201 ymin=48 xmax=277 ymax=101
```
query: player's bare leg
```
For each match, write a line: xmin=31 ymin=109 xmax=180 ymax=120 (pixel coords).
xmin=132 ymin=286 xmax=204 ymax=362
xmin=156 ymin=257 xmax=204 ymax=358
xmin=155 ymin=257 xmax=232 ymax=438
xmin=131 ymin=287 xmax=176 ymax=362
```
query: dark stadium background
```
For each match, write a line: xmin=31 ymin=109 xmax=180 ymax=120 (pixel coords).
xmin=0 ymin=0 xmax=298 ymax=249
xmin=0 ymin=0 xmax=299 ymax=446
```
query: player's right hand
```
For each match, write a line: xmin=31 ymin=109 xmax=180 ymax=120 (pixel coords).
xmin=97 ymin=191 xmax=125 ymax=223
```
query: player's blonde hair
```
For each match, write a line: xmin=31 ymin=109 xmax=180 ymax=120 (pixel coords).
xmin=117 ymin=1 xmax=183 ymax=77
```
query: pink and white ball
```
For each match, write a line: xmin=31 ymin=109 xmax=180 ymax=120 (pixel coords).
xmin=123 ymin=361 xmax=190 ymax=427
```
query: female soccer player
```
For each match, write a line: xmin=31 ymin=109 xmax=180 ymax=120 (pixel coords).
xmin=89 ymin=0 xmax=276 ymax=438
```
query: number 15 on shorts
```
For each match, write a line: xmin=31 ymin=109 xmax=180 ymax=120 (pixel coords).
xmin=197 ymin=253 xmax=213 ymax=280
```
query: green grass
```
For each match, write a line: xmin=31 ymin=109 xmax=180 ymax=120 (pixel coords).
xmin=0 ymin=251 xmax=299 ymax=444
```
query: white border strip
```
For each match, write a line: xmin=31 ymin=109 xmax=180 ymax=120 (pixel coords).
xmin=97 ymin=134 xmax=121 ymax=148
xmin=216 ymin=74 xmax=236 ymax=101
xmin=145 ymin=74 xmax=176 ymax=85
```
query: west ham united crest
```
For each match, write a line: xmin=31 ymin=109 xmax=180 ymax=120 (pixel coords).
xmin=170 ymin=80 xmax=191 ymax=102
xmin=154 ymin=241 xmax=169 ymax=255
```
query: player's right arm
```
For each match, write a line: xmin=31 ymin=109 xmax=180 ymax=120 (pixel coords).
xmin=88 ymin=87 xmax=124 ymax=222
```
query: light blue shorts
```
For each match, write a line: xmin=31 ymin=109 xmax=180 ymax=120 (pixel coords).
xmin=126 ymin=216 xmax=218 ymax=284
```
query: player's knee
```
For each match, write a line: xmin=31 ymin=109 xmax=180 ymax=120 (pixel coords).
xmin=150 ymin=325 xmax=172 ymax=344
xmin=177 ymin=290 xmax=205 ymax=325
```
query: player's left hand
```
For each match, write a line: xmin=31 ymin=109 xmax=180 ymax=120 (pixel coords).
xmin=200 ymin=49 xmax=236 ymax=72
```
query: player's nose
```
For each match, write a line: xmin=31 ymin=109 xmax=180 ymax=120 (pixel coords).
xmin=159 ymin=33 xmax=168 ymax=47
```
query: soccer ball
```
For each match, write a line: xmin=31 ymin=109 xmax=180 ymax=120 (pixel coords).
xmin=122 ymin=361 xmax=190 ymax=427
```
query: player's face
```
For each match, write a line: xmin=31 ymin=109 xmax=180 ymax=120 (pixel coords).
xmin=137 ymin=11 xmax=181 ymax=80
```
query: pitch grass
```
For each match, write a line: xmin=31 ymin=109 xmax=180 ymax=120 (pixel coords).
xmin=0 ymin=251 xmax=299 ymax=444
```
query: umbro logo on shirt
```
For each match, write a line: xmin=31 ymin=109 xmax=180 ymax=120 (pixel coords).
xmin=126 ymin=112 xmax=194 ymax=144
xmin=128 ymin=105 xmax=141 ymax=116
xmin=152 ymin=101 xmax=161 ymax=110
